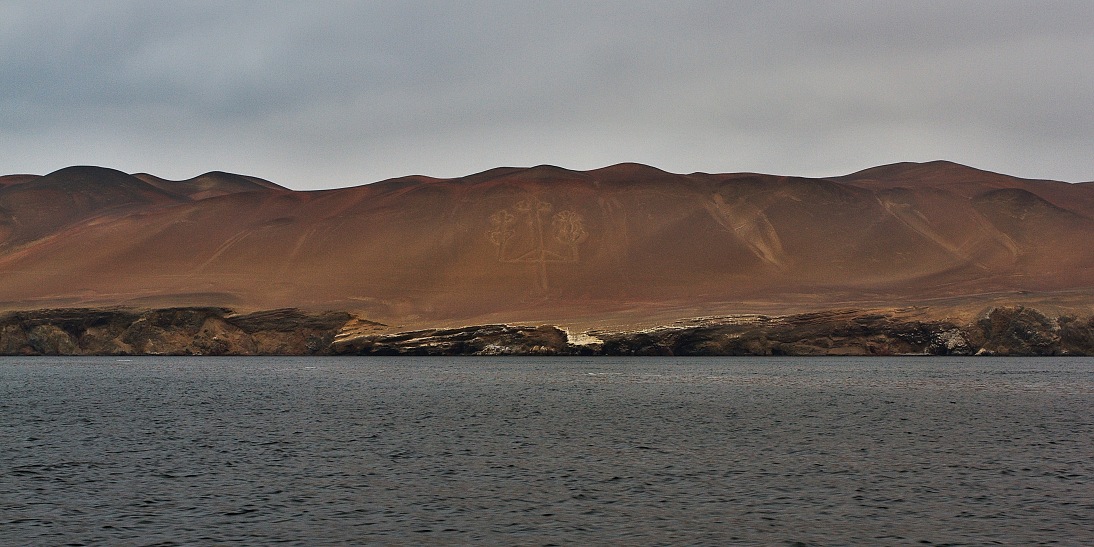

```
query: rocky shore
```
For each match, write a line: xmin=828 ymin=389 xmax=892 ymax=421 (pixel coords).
xmin=2 ymin=305 xmax=1092 ymax=357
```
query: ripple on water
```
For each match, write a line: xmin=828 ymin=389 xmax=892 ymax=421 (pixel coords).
xmin=0 ymin=356 xmax=1091 ymax=544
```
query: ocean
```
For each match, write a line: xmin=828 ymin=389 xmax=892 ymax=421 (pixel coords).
xmin=2 ymin=356 xmax=1091 ymax=545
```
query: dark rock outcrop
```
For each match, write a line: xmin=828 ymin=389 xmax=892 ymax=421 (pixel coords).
xmin=1 ymin=305 xmax=1091 ymax=357
xmin=331 ymin=324 xmax=573 ymax=356
xmin=227 ymin=309 xmax=352 ymax=354
xmin=0 ymin=307 xmax=351 ymax=355
xmin=594 ymin=307 xmax=1093 ymax=357
xmin=973 ymin=306 xmax=1094 ymax=356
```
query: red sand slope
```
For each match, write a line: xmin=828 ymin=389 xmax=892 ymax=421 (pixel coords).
xmin=2 ymin=161 xmax=1092 ymax=327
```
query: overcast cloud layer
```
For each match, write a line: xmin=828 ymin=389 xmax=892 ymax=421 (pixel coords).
xmin=2 ymin=1 xmax=1092 ymax=189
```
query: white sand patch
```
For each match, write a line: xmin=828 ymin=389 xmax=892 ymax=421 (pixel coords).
xmin=564 ymin=329 xmax=603 ymax=347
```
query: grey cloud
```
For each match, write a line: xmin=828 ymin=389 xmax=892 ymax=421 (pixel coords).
xmin=2 ymin=1 xmax=1093 ymax=188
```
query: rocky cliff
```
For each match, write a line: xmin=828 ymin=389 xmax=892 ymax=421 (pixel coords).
xmin=591 ymin=306 xmax=1094 ymax=356
xmin=2 ymin=306 xmax=1091 ymax=357
xmin=0 ymin=308 xmax=350 ymax=356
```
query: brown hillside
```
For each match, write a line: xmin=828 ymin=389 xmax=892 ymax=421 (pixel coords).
xmin=1 ymin=162 xmax=1092 ymax=328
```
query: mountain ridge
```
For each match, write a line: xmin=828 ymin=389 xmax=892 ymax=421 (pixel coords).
xmin=1 ymin=161 xmax=1092 ymax=331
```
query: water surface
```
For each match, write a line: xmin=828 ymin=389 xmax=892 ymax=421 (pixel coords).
xmin=2 ymin=357 xmax=1092 ymax=545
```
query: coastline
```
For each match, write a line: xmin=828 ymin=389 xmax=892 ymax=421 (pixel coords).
xmin=3 ymin=305 xmax=1091 ymax=357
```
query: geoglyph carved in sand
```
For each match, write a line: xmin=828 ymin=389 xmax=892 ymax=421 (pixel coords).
xmin=489 ymin=197 xmax=588 ymax=291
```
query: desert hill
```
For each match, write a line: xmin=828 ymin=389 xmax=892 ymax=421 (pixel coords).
xmin=1 ymin=161 xmax=1092 ymax=330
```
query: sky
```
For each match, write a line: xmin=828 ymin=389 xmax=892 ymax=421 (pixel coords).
xmin=2 ymin=1 xmax=1093 ymax=190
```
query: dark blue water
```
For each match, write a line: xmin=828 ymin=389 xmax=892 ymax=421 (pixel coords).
xmin=2 ymin=357 xmax=1092 ymax=545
